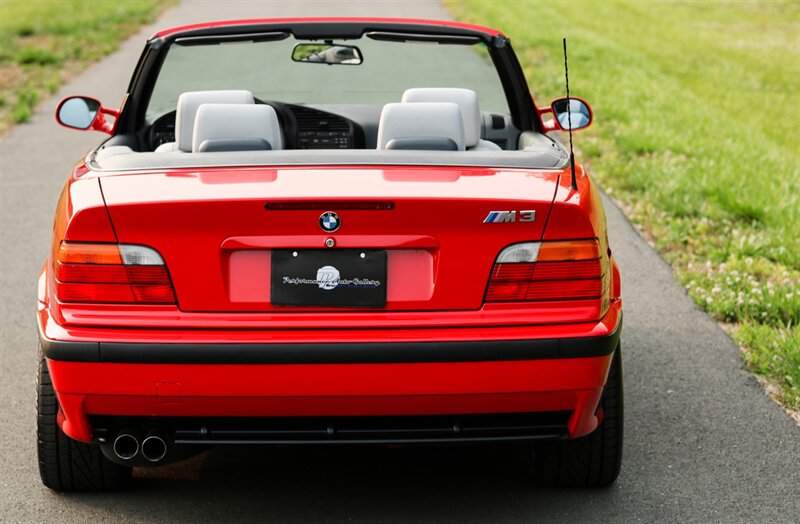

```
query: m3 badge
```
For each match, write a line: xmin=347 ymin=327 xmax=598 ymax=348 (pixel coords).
xmin=483 ymin=210 xmax=536 ymax=223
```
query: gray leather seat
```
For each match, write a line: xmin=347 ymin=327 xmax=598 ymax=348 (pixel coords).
xmin=401 ymin=88 xmax=501 ymax=151
xmin=154 ymin=90 xmax=254 ymax=152
xmin=377 ymin=102 xmax=465 ymax=151
xmin=192 ymin=104 xmax=283 ymax=152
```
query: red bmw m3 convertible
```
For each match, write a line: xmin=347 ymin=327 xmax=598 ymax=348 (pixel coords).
xmin=38 ymin=18 xmax=623 ymax=491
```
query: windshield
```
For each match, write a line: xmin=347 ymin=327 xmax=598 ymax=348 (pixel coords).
xmin=146 ymin=36 xmax=510 ymax=119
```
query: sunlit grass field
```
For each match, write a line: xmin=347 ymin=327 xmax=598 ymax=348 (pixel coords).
xmin=0 ymin=0 xmax=175 ymax=133
xmin=447 ymin=1 xmax=799 ymax=411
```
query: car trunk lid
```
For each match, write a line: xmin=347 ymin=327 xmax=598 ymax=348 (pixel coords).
xmin=99 ymin=166 xmax=559 ymax=312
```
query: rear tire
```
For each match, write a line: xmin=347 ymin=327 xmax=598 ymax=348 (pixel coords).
xmin=529 ymin=344 xmax=623 ymax=487
xmin=37 ymin=353 xmax=132 ymax=491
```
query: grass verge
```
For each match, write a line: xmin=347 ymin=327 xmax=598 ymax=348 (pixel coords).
xmin=446 ymin=1 xmax=800 ymax=413
xmin=0 ymin=0 xmax=176 ymax=135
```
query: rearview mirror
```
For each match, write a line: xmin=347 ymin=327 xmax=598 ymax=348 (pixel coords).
xmin=56 ymin=96 xmax=117 ymax=133
xmin=292 ymin=43 xmax=363 ymax=65
xmin=551 ymin=97 xmax=592 ymax=131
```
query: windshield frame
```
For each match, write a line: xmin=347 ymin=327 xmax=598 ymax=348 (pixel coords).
xmin=117 ymin=20 xmax=541 ymax=138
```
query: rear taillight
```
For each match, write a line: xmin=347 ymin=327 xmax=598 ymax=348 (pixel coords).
xmin=486 ymin=239 xmax=606 ymax=302
xmin=55 ymin=243 xmax=175 ymax=304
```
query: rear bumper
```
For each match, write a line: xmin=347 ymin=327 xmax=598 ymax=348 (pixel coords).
xmin=41 ymin=324 xmax=619 ymax=364
xmin=39 ymin=304 xmax=621 ymax=444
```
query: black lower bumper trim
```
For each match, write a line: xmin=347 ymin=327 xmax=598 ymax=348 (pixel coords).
xmin=92 ymin=412 xmax=572 ymax=445
xmin=41 ymin=315 xmax=621 ymax=364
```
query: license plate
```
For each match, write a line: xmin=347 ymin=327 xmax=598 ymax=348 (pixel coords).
xmin=271 ymin=250 xmax=387 ymax=307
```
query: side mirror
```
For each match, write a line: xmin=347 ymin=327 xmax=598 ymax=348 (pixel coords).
xmin=56 ymin=96 xmax=118 ymax=133
xmin=550 ymin=97 xmax=592 ymax=131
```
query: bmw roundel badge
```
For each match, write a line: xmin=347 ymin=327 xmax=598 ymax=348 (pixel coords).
xmin=319 ymin=211 xmax=340 ymax=233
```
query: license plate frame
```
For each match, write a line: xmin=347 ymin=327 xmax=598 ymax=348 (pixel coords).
xmin=270 ymin=249 xmax=387 ymax=308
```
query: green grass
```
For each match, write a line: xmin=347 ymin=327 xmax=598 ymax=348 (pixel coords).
xmin=0 ymin=0 xmax=176 ymax=133
xmin=447 ymin=0 xmax=800 ymax=412
xmin=739 ymin=323 xmax=799 ymax=410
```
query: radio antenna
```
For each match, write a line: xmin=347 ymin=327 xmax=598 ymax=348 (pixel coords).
xmin=563 ymin=38 xmax=578 ymax=190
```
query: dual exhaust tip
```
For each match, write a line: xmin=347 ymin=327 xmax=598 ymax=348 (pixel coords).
xmin=113 ymin=431 xmax=168 ymax=462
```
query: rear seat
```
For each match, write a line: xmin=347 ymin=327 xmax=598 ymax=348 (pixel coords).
xmin=377 ymin=102 xmax=465 ymax=151
xmin=192 ymin=104 xmax=283 ymax=152
xmin=401 ymin=88 xmax=501 ymax=151
xmin=155 ymin=89 xmax=254 ymax=152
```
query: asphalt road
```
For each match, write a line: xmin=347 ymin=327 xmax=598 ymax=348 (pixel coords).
xmin=1 ymin=1 xmax=798 ymax=522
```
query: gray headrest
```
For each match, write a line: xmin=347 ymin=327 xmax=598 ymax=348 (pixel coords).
xmin=192 ymin=104 xmax=283 ymax=153
xmin=377 ymin=103 xmax=465 ymax=151
xmin=175 ymin=90 xmax=254 ymax=152
xmin=401 ymin=88 xmax=481 ymax=147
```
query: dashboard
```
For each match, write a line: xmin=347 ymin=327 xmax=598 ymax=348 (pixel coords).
xmin=148 ymin=101 xmax=364 ymax=151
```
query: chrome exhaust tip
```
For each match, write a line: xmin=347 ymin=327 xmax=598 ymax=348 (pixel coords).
xmin=141 ymin=434 xmax=168 ymax=463
xmin=112 ymin=432 xmax=139 ymax=460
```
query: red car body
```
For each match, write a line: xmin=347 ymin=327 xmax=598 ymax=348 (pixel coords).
xmin=38 ymin=18 xmax=622 ymax=490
